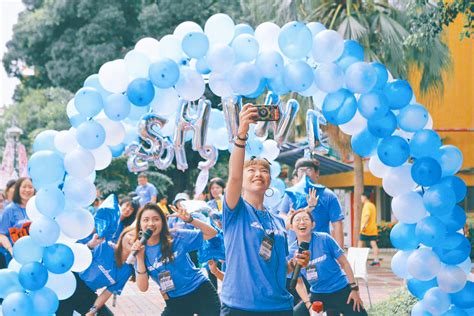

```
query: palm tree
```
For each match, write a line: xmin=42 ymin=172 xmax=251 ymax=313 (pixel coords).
xmin=239 ymin=0 xmax=453 ymax=245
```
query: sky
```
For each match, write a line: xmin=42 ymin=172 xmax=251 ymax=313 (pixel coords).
xmin=1 ymin=0 xmax=25 ymax=108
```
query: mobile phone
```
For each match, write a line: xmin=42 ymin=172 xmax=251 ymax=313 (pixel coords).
xmin=253 ymin=105 xmax=280 ymax=121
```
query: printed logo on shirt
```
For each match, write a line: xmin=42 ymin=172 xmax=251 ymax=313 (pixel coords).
xmin=98 ymin=265 xmax=116 ymax=285
xmin=250 ymin=221 xmax=263 ymax=230
xmin=250 ymin=221 xmax=285 ymax=237
xmin=147 ymin=251 xmax=179 ymax=271
xmin=308 ymin=254 xmax=327 ymax=266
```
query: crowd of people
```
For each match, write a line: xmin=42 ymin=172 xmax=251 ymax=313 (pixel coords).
xmin=0 ymin=104 xmax=371 ymax=315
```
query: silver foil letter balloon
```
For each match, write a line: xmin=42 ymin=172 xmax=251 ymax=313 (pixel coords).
xmin=221 ymin=96 xmax=242 ymax=142
xmin=274 ymin=99 xmax=299 ymax=146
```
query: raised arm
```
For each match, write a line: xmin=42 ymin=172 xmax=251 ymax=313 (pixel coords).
xmin=85 ymin=289 xmax=113 ymax=316
xmin=169 ymin=205 xmax=217 ymax=240
xmin=131 ymin=241 xmax=149 ymax=292
xmin=225 ymin=103 xmax=257 ymax=209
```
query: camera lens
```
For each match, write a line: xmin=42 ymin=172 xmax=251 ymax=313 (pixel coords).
xmin=258 ymin=108 xmax=268 ymax=117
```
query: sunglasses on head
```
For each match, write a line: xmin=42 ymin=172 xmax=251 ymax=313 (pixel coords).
xmin=250 ymin=156 xmax=272 ymax=165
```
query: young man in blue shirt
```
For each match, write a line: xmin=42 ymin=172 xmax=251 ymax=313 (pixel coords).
xmin=135 ymin=173 xmax=157 ymax=207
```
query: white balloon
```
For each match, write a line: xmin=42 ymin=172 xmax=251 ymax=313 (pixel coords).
xmin=56 ymin=208 xmax=95 ymax=240
xmin=63 ymin=177 xmax=96 ymax=207
xmin=262 ymin=140 xmax=280 ymax=161
xmin=45 ymin=271 xmax=77 ymax=300
xmin=54 ymin=129 xmax=79 ymax=154
xmin=160 ymin=35 xmax=184 ymax=62
xmin=97 ymin=118 xmax=125 ymax=146
xmin=204 ymin=13 xmax=235 ymax=45
xmin=264 ymin=187 xmax=283 ymax=210
xmin=150 ymin=87 xmax=180 ymax=117
xmin=391 ymin=192 xmax=427 ymax=224
xmin=175 ymin=68 xmax=205 ymax=101
xmin=160 ymin=114 xmax=177 ymax=137
xmin=7 ymin=259 xmax=22 ymax=272
xmin=98 ymin=59 xmax=129 ymax=93
xmin=135 ymin=37 xmax=161 ymax=61
xmin=65 ymin=242 xmax=93 ymax=273
xmin=255 ymin=22 xmax=280 ymax=52
xmin=407 ymin=248 xmax=441 ymax=281
xmin=382 ymin=164 xmax=417 ymax=197
xmin=208 ymin=72 xmax=233 ymax=97
xmin=66 ymin=98 xmax=79 ymax=118
xmin=26 ymin=196 xmax=43 ymax=222
xmin=91 ymin=145 xmax=112 ymax=170
xmin=64 ymin=148 xmax=96 ymax=179
xmin=339 ymin=110 xmax=367 ymax=136
xmin=368 ymin=154 xmax=390 ymax=178
xmin=57 ymin=231 xmax=78 ymax=244
xmin=206 ymin=127 xmax=229 ymax=151
xmin=174 ymin=21 xmax=203 ymax=40
xmin=124 ymin=50 xmax=151 ymax=79
xmin=298 ymin=80 xmax=319 ymax=97
xmin=391 ymin=250 xmax=413 ymax=279
xmin=207 ymin=44 xmax=235 ymax=73
xmin=437 ymin=265 xmax=467 ymax=293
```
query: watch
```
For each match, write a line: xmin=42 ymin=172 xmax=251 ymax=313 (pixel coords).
xmin=350 ymin=283 xmax=359 ymax=291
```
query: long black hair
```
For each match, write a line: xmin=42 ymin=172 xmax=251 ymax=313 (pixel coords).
xmin=120 ymin=197 xmax=139 ymax=227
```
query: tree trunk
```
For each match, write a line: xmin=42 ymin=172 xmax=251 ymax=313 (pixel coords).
xmin=352 ymin=154 xmax=364 ymax=246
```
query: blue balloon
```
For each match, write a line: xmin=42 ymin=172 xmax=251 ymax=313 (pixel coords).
xmin=245 ymin=138 xmax=263 ymax=156
xmin=438 ymin=145 xmax=463 ymax=176
xmin=76 ymin=120 xmax=106 ymax=150
xmin=371 ymin=62 xmax=388 ymax=89
xmin=411 ymin=301 xmax=433 ymax=316
xmin=450 ymin=281 xmax=474 ymax=309
xmin=69 ymin=113 xmax=87 ymax=128
xmin=230 ymin=62 xmax=261 ymax=95
xmin=423 ymin=287 xmax=451 ymax=314
xmin=423 ymin=183 xmax=456 ymax=216
xmin=383 ymin=79 xmax=413 ymax=109
xmin=436 ymin=205 xmax=466 ymax=233
xmin=18 ymin=262 xmax=48 ymax=291
xmin=268 ymin=73 xmax=290 ymax=95
xmin=109 ymin=143 xmax=125 ymax=157
xmin=278 ymin=21 xmax=312 ymax=59
xmin=411 ymin=157 xmax=442 ymax=186
xmin=283 ymin=61 xmax=314 ymax=92
xmin=271 ymin=178 xmax=286 ymax=194
xmin=357 ymin=91 xmax=389 ymax=120
xmin=234 ymin=23 xmax=254 ymax=37
xmin=43 ymin=243 xmax=74 ymax=274
xmin=1 ymin=292 xmax=33 ymax=316
xmin=439 ymin=176 xmax=467 ymax=203
xmin=336 ymin=56 xmax=360 ymax=71
xmin=441 ymin=306 xmax=468 ymax=316
xmin=367 ymin=111 xmax=397 ymax=138
xmin=232 ymin=34 xmax=259 ymax=62
xmin=0 ymin=270 xmax=22 ymax=299
xmin=351 ymin=128 xmax=379 ymax=157
xmin=182 ymin=32 xmax=209 ymax=58
xmin=377 ymin=136 xmax=410 ymax=167
xmin=30 ymin=287 xmax=59 ymax=315
xmin=407 ymin=278 xmax=438 ymax=299
xmin=149 ymin=58 xmax=180 ymax=89
xmin=415 ymin=216 xmax=447 ymax=247
xmin=390 ymin=223 xmax=419 ymax=250
xmin=13 ymin=236 xmax=44 ymax=264
xmin=127 ymin=78 xmax=155 ymax=106
xmin=345 ymin=62 xmax=377 ymax=94
xmin=410 ymin=129 xmax=442 ymax=159
xmin=338 ymin=40 xmax=364 ymax=61
xmin=35 ymin=186 xmax=65 ymax=218
xmin=29 ymin=216 xmax=60 ymax=247
xmin=433 ymin=233 xmax=471 ymax=265
xmin=244 ymin=78 xmax=267 ymax=99
xmin=256 ymin=51 xmax=284 ymax=79
xmin=83 ymin=73 xmax=111 ymax=99
xmin=28 ymin=150 xmax=65 ymax=189
xmin=195 ymin=57 xmax=211 ymax=74
xmin=398 ymin=103 xmax=429 ymax=132
xmin=32 ymin=130 xmax=58 ymax=152
xmin=74 ymin=87 xmax=103 ymax=117
xmin=322 ymin=89 xmax=357 ymax=125
xmin=104 ymin=93 xmax=131 ymax=121
xmin=314 ymin=63 xmax=344 ymax=93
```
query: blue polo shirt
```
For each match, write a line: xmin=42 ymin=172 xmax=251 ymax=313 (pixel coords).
xmin=221 ymin=196 xmax=293 ymax=312
xmin=0 ymin=202 xmax=29 ymax=239
xmin=142 ymin=229 xmax=208 ymax=298
xmin=135 ymin=183 xmax=157 ymax=206
xmin=79 ymin=242 xmax=133 ymax=294
xmin=289 ymin=232 xmax=348 ymax=294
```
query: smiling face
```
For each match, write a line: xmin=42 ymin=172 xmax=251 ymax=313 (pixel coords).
xmin=210 ymin=183 xmax=224 ymax=200
xmin=139 ymin=208 xmax=164 ymax=239
xmin=291 ymin=211 xmax=315 ymax=238
xmin=121 ymin=230 xmax=136 ymax=253
xmin=19 ymin=179 xmax=34 ymax=204
xmin=242 ymin=160 xmax=271 ymax=194
xmin=120 ymin=201 xmax=134 ymax=218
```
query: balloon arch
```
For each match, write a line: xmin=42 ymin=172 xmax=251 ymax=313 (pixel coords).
xmin=1 ymin=13 xmax=472 ymax=315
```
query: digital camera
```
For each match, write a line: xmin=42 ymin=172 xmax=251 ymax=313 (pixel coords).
xmin=254 ymin=105 xmax=280 ymax=121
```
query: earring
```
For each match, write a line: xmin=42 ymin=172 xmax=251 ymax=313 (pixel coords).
xmin=265 ymin=188 xmax=274 ymax=197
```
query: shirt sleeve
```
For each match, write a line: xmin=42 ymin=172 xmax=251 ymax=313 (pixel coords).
xmin=107 ymin=267 xmax=132 ymax=294
xmin=0 ymin=207 xmax=12 ymax=235
xmin=326 ymin=234 xmax=344 ymax=259
xmin=222 ymin=195 xmax=245 ymax=228
xmin=327 ymin=191 xmax=344 ymax=223
xmin=177 ymin=229 xmax=204 ymax=253
xmin=149 ymin=184 xmax=157 ymax=197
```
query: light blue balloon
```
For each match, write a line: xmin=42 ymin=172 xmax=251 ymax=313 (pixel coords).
xmin=244 ymin=78 xmax=267 ymax=99
xmin=83 ymin=74 xmax=111 ymax=99
xmin=423 ymin=183 xmax=456 ymax=216
xmin=230 ymin=63 xmax=261 ymax=95
xmin=32 ymin=130 xmax=58 ymax=152
xmin=351 ymin=128 xmax=379 ymax=157
xmin=398 ymin=103 xmax=429 ymax=132
xmin=278 ymin=21 xmax=312 ymax=59
xmin=19 ymin=262 xmax=48 ymax=291
xmin=314 ymin=63 xmax=344 ymax=93
xmin=74 ymin=87 xmax=103 ymax=117
xmin=104 ymin=93 xmax=131 ymax=121
xmin=43 ymin=244 xmax=74 ymax=274
xmin=377 ymin=136 xmax=410 ymax=167
xmin=0 ymin=270 xmax=22 ymax=299
xmin=35 ymin=186 xmax=65 ymax=218
xmin=1 ymin=292 xmax=34 ymax=316
xmin=408 ymin=278 xmax=438 ymax=300
xmin=411 ymin=157 xmax=442 ymax=186
xmin=149 ymin=58 xmax=180 ymax=89
xmin=127 ymin=78 xmax=155 ymax=107
xmin=232 ymin=34 xmax=259 ymax=62
xmin=209 ymin=109 xmax=226 ymax=130
xmin=13 ymin=236 xmax=44 ymax=264
xmin=283 ymin=61 xmax=314 ymax=92
xmin=371 ymin=62 xmax=388 ymax=90
xmin=367 ymin=111 xmax=397 ymax=138
xmin=441 ymin=306 xmax=468 ymax=316
xmin=28 ymin=151 xmax=65 ymax=189
xmin=268 ymin=73 xmax=290 ymax=95
xmin=306 ymin=22 xmax=326 ymax=37
xmin=69 ymin=113 xmax=87 ymax=128
xmin=384 ymin=79 xmax=413 ymax=110
xmin=336 ymin=56 xmax=360 ymax=71
xmin=433 ymin=233 xmax=471 ymax=265
xmin=345 ymin=62 xmax=377 ymax=94
xmin=436 ymin=205 xmax=466 ymax=233
xmin=270 ymin=162 xmax=282 ymax=179
xmin=195 ymin=57 xmax=211 ymax=74
xmin=256 ymin=51 xmax=284 ymax=79
xmin=390 ymin=223 xmax=419 ymax=250
xmin=439 ymin=176 xmax=467 ymax=203
xmin=322 ymin=89 xmax=357 ymax=125
xmin=408 ymin=248 xmax=441 ymax=281
xmin=423 ymin=287 xmax=451 ymax=314
xmin=182 ymin=32 xmax=209 ymax=58
xmin=357 ymin=91 xmax=389 ymax=120
xmin=391 ymin=250 xmax=413 ymax=278
xmin=451 ymin=281 xmax=474 ymax=309
xmin=410 ymin=129 xmax=442 ymax=159
xmin=246 ymin=138 xmax=263 ymax=157
xmin=271 ymin=178 xmax=286 ymax=194
xmin=437 ymin=145 xmax=463 ymax=176
xmin=411 ymin=301 xmax=432 ymax=316
xmin=128 ymin=104 xmax=150 ymax=121
xmin=234 ymin=23 xmax=254 ymax=37
xmin=109 ymin=143 xmax=125 ymax=157
xmin=123 ymin=125 xmax=138 ymax=144
xmin=415 ymin=216 xmax=447 ymax=247
xmin=207 ymin=44 xmax=235 ymax=73
xmin=312 ymin=30 xmax=344 ymax=63
xmin=76 ymin=120 xmax=106 ymax=150
xmin=338 ymin=40 xmax=364 ymax=61
xmin=30 ymin=287 xmax=59 ymax=315
xmin=29 ymin=216 xmax=60 ymax=247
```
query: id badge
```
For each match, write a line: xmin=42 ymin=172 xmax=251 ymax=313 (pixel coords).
xmin=158 ymin=271 xmax=175 ymax=292
xmin=306 ymin=264 xmax=318 ymax=281
xmin=259 ymin=235 xmax=274 ymax=261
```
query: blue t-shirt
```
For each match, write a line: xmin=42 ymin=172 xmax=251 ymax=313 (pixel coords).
xmin=135 ymin=183 xmax=157 ymax=206
xmin=221 ymin=196 xmax=293 ymax=312
xmin=0 ymin=202 xmax=29 ymax=238
xmin=142 ymin=229 xmax=208 ymax=298
xmin=289 ymin=232 xmax=348 ymax=294
xmin=79 ymin=242 xmax=133 ymax=294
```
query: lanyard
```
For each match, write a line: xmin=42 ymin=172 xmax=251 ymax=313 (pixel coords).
xmin=250 ymin=205 xmax=276 ymax=239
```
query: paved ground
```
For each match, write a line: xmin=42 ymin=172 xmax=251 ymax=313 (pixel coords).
xmin=105 ymin=251 xmax=407 ymax=315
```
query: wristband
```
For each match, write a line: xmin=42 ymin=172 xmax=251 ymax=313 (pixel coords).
xmin=234 ymin=142 xmax=245 ymax=149
xmin=184 ymin=216 xmax=194 ymax=224
xmin=89 ymin=305 xmax=98 ymax=314
xmin=136 ymin=269 xmax=147 ymax=275
xmin=236 ymin=134 xmax=248 ymax=141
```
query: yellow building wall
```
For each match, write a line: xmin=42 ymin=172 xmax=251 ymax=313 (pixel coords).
xmin=321 ymin=15 xmax=474 ymax=188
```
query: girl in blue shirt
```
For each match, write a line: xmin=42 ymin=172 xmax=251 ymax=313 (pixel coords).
xmin=132 ymin=203 xmax=220 ymax=316
xmin=221 ymin=103 xmax=309 ymax=315
xmin=111 ymin=197 xmax=139 ymax=243
xmin=57 ymin=226 xmax=136 ymax=316
xmin=207 ymin=177 xmax=225 ymax=212
xmin=289 ymin=210 xmax=367 ymax=316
